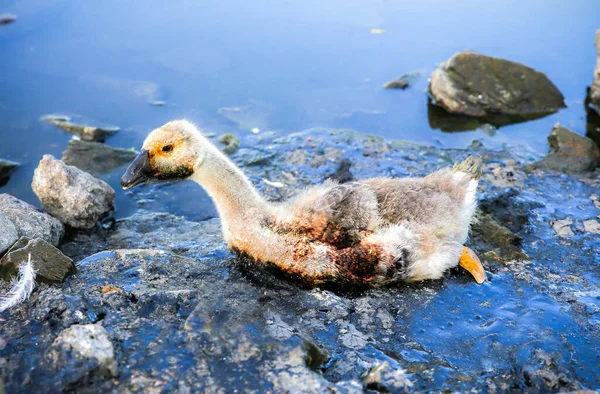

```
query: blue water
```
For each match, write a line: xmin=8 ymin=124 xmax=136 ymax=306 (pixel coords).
xmin=1 ymin=0 xmax=599 ymax=216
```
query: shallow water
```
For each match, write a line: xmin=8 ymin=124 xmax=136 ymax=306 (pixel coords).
xmin=1 ymin=0 xmax=599 ymax=216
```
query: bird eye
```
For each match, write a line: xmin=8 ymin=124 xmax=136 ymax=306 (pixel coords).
xmin=162 ymin=145 xmax=173 ymax=153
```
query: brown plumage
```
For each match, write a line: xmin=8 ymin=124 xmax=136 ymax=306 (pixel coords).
xmin=121 ymin=120 xmax=486 ymax=287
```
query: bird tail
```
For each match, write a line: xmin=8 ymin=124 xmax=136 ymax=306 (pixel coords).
xmin=452 ymin=156 xmax=481 ymax=180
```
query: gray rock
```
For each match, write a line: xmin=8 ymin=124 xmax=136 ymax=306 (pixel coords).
xmin=32 ymin=155 xmax=115 ymax=229
xmin=528 ymin=123 xmax=600 ymax=173
xmin=0 ymin=212 xmax=18 ymax=256
xmin=47 ymin=324 xmax=117 ymax=386
xmin=0 ymin=237 xmax=76 ymax=283
xmin=61 ymin=139 xmax=137 ymax=176
xmin=42 ymin=115 xmax=119 ymax=142
xmin=0 ymin=194 xmax=64 ymax=246
xmin=429 ymin=51 xmax=565 ymax=117
xmin=591 ymin=29 xmax=600 ymax=110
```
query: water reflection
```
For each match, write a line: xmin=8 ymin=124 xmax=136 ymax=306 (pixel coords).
xmin=427 ymin=100 xmax=555 ymax=133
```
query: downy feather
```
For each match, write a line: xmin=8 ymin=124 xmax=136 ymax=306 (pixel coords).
xmin=0 ymin=254 xmax=36 ymax=313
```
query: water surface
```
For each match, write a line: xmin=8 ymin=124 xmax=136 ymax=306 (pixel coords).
xmin=0 ymin=0 xmax=599 ymax=217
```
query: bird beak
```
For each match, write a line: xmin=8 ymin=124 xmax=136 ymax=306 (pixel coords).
xmin=459 ymin=246 xmax=487 ymax=284
xmin=121 ymin=150 xmax=154 ymax=190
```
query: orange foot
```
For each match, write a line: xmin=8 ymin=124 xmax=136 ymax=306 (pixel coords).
xmin=459 ymin=246 xmax=487 ymax=284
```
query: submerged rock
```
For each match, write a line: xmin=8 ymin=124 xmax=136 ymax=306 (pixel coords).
xmin=383 ymin=72 xmax=421 ymax=89
xmin=219 ymin=133 xmax=240 ymax=155
xmin=47 ymin=324 xmax=117 ymax=386
xmin=0 ymin=14 xmax=16 ymax=25
xmin=42 ymin=115 xmax=119 ymax=142
xmin=0 ymin=158 xmax=19 ymax=186
xmin=527 ymin=123 xmax=599 ymax=173
xmin=61 ymin=139 xmax=137 ymax=175
xmin=429 ymin=51 xmax=565 ymax=117
xmin=32 ymin=155 xmax=115 ymax=229
xmin=0 ymin=194 xmax=64 ymax=246
xmin=590 ymin=29 xmax=600 ymax=110
xmin=0 ymin=237 xmax=76 ymax=283
xmin=0 ymin=213 xmax=18 ymax=256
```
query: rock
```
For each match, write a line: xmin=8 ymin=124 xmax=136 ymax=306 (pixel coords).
xmin=471 ymin=211 xmax=522 ymax=247
xmin=528 ymin=124 xmax=599 ymax=173
xmin=0 ymin=159 xmax=19 ymax=186
xmin=41 ymin=115 xmax=119 ymax=142
xmin=0 ymin=14 xmax=16 ymax=25
xmin=583 ymin=219 xmax=600 ymax=234
xmin=590 ymin=30 xmax=600 ymax=110
xmin=219 ymin=133 xmax=240 ymax=155
xmin=383 ymin=72 xmax=420 ymax=89
xmin=362 ymin=361 xmax=413 ymax=393
xmin=0 ymin=194 xmax=64 ymax=246
xmin=552 ymin=218 xmax=574 ymax=237
xmin=32 ymin=155 xmax=115 ymax=229
xmin=327 ymin=159 xmax=355 ymax=183
xmin=429 ymin=51 xmax=565 ymax=117
xmin=0 ymin=237 xmax=76 ymax=283
xmin=0 ymin=212 xmax=18 ymax=256
xmin=61 ymin=139 xmax=137 ymax=175
xmin=482 ymin=245 xmax=530 ymax=264
xmin=47 ymin=324 xmax=117 ymax=385
xmin=482 ymin=162 xmax=526 ymax=188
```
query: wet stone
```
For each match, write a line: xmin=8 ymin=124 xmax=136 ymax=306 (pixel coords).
xmin=327 ymin=159 xmax=355 ymax=183
xmin=429 ymin=51 xmax=565 ymax=117
xmin=383 ymin=72 xmax=421 ymax=90
xmin=482 ymin=245 xmax=530 ymax=264
xmin=527 ymin=123 xmax=600 ymax=173
xmin=219 ymin=133 xmax=240 ymax=155
xmin=47 ymin=324 xmax=117 ymax=387
xmin=0 ymin=194 xmax=64 ymax=246
xmin=582 ymin=219 xmax=600 ymax=234
xmin=61 ymin=139 xmax=137 ymax=176
xmin=362 ymin=361 xmax=413 ymax=393
xmin=42 ymin=115 xmax=119 ymax=142
xmin=471 ymin=211 xmax=522 ymax=247
xmin=0 ymin=212 xmax=18 ymax=256
xmin=32 ymin=155 xmax=115 ymax=229
xmin=552 ymin=218 xmax=575 ymax=237
xmin=0 ymin=237 xmax=76 ymax=283
xmin=0 ymin=159 xmax=18 ymax=186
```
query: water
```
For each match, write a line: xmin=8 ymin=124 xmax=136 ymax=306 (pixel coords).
xmin=1 ymin=0 xmax=599 ymax=218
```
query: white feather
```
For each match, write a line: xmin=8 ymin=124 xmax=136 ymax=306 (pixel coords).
xmin=0 ymin=253 xmax=37 ymax=313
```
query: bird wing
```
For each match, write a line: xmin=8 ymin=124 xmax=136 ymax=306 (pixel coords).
xmin=271 ymin=181 xmax=380 ymax=248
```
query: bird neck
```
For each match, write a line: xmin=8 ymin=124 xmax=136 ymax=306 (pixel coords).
xmin=189 ymin=147 xmax=266 ymax=237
